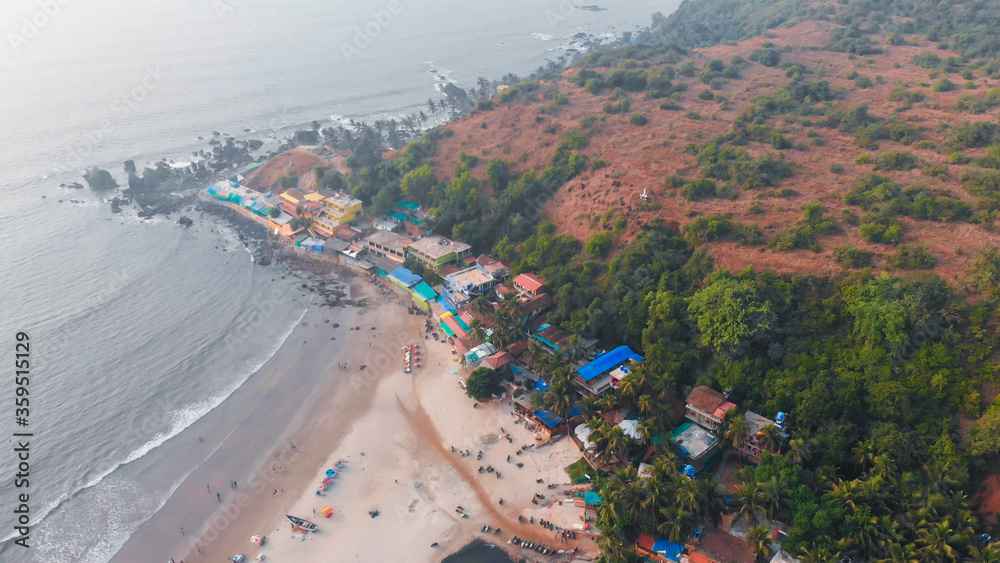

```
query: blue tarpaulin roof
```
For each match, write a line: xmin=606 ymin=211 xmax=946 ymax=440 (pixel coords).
xmin=533 ymin=379 xmax=549 ymax=392
xmin=652 ymin=539 xmax=683 ymax=561
xmin=584 ymin=491 xmax=602 ymax=505
xmin=576 ymin=345 xmax=644 ymax=382
xmin=388 ymin=266 xmax=422 ymax=287
xmin=533 ymin=409 xmax=561 ymax=428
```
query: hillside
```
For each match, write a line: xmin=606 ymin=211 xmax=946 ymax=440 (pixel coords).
xmin=428 ymin=19 xmax=1000 ymax=285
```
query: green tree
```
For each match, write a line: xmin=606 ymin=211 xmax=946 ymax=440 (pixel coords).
xmin=746 ymin=525 xmax=775 ymax=562
xmin=585 ymin=231 xmax=614 ymax=257
xmin=400 ymin=164 xmax=437 ymax=202
xmin=688 ymin=272 xmax=788 ymax=358
xmin=465 ymin=367 xmax=500 ymax=400
xmin=486 ymin=159 xmax=511 ymax=191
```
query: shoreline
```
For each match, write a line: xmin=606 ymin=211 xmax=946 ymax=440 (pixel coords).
xmin=110 ymin=279 xmax=405 ymax=562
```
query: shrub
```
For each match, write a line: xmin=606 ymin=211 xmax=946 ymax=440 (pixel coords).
xmin=698 ymin=89 xmax=715 ymax=101
xmin=584 ymin=231 xmax=614 ymax=257
xmin=855 ymin=76 xmax=873 ymax=88
xmin=680 ymin=179 xmax=720 ymax=201
xmin=833 ymin=245 xmax=874 ymax=268
xmin=685 ymin=111 xmax=702 ymax=120
xmin=859 ymin=215 xmax=904 ymax=244
xmin=887 ymin=245 xmax=937 ymax=269
xmin=630 ymin=113 xmax=649 ymax=126
xmin=684 ymin=214 xmax=765 ymax=245
xmin=856 ymin=153 xmax=873 ymax=164
xmin=912 ymin=52 xmax=942 ymax=68
xmin=873 ymin=151 xmax=921 ymax=171
xmin=846 ymin=70 xmax=860 ymax=80
xmin=659 ymin=100 xmax=682 ymax=110
xmin=749 ymin=48 xmax=782 ymax=67
xmin=931 ymin=78 xmax=956 ymax=92
xmin=830 ymin=163 xmax=846 ymax=174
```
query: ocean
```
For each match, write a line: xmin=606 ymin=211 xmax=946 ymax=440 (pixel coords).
xmin=0 ymin=0 xmax=679 ymax=560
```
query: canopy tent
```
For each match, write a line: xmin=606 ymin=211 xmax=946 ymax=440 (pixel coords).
xmin=577 ymin=345 xmax=644 ymax=382
xmin=584 ymin=491 xmax=602 ymax=506
xmin=618 ymin=419 xmax=643 ymax=441
xmin=574 ymin=424 xmax=595 ymax=451
xmin=410 ymin=281 xmax=437 ymax=301
xmin=533 ymin=409 xmax=562 ymax=429
xmin=533 ymin=379 xmax=549 ymax=392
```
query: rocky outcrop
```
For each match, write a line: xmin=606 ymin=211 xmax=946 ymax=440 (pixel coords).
xmin=442 ymin=82 xmax=468 ymax=100
xmin=84 ymin=168 xmax=118 ymax=191
xmin=177 ymin=216 xmax=193 ymax=226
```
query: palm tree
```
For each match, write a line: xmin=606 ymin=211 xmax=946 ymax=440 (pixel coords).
xmin=636 ymin=394 xmax=654 ymax=416
xmin=724 ymin=414 xmax=748 ymax=462
xmin=883 ymin=541 xmax=920 ymax=563
xmin=757 ymin=424 xmax=784 ymax=454
xmin=787 ymin=437 xmax=815 ymax=466
xmin=467 ymin=318 xmax=489 ymax=345
xmin=759 ymin=476 xmax=790 ymax=520
xmin=733 ymin=483 xmax=765 ymax=527
xmin=746 ymin=525 xmax=774 ymax=562
xmin=916 ymin=519 xmax=961 ymax=562
xmin=695 ymin=479 xmax=727 ymax=527
xmin=542 ymin=372 xmax=576 ymax=421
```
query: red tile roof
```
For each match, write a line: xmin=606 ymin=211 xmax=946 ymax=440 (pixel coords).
xmin=483 ymin=351 xmax=512 ymax=370
xmin=506 ymin=340 xmax=529 ymax=356
xmin=513 ymin=273 xmax=545 ymax=293
xmin=522 ymin=293 xmax=553 ymax=315
xmin=688 ymin=528 xmax=755 ymax=563
xmin=686 ymin=386 xmax=729 ymax=414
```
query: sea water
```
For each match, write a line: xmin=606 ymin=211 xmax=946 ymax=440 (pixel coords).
xmin=0 ymin=0 xmax=679 ymax=560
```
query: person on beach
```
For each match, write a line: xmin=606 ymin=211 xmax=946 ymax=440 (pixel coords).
xmin=206 ymin=485 xmax=210 ymax=494
xmin=216 ymin=492 xmax=221 ymax=502
xmin=197 ymin=434 xmax=203 ymax=442
xmin=180 ymin=526 xmax=184 ymax=536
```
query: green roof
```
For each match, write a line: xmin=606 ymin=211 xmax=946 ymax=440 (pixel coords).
xmin=439 ymin=322 xmax=456 ymax=338
xmin=396 ymin=201 xmax=420 ymax=209
xmin=411 ymin=281 xmax=437 ymax=301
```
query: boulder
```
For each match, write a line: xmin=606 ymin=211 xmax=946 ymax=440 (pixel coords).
xmin=178 ymin=216 xmax=193 ymax=226
xmin=83 ymin=168 xmax=118 ymax=191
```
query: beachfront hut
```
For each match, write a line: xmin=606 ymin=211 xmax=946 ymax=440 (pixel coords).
xmin=574 ymin=345 xmax=645 ymax=397
xmin=410 ymin=281 xmax=437 ymax=311
xmin=388 ymin=266 xmax=422 ymax=290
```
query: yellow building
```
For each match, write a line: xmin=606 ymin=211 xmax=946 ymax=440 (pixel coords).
xmin=318 ymin=192 xmax=363 ymax=227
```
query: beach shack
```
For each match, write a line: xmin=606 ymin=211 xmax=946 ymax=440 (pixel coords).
xmin=267 ymin=211 xmax=294 ymax=232
xmin=410 ymin=281 xmax=437 ymax=311
xmin=298 ymin=237 xmax=325 ymax=253
xmin=573 ymin=345 xmax=644 ymax=397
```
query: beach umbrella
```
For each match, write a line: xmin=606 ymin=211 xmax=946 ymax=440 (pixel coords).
xmin=319 ymin=505 xmax=334 ymax=517
xmin=325 ymin=469 xmax=337 ymax=477
xmin=250 ymin=535 xmax=264 ymax=544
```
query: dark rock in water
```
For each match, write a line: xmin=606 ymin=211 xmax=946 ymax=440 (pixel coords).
xmin=124 ymin=160 xmax=137 ymax=175
xmin=573 ymin=32 xmax=587 ymax=39
xmin=178 ymin=216 xmax=193 ymax=226
xmin=110 ymin=197 xmax=124 ymax=213
xmin=61 ymin=182 xmax=84 ymax=189
xmin=84 ymin=167 xmax=118 ymax=191
xmin=293 ymin=130 xmax=319 ymax=146
xmin=441 ymin=82 xmax=468 ymax=100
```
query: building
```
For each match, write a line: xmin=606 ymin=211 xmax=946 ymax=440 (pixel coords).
xmin=522 ymin=293 xmax=553 ymax=320
xmin=442 ymin=266 xmax=499 ymax=308
xmin=512 ymin=273 xmax=545 ymax=298
xmin=372 ymin=218 xmax=401 ymax=232
xmin=685 ymin=527 xmax=755 ymax=563
xmin=279 ymin=188 xmax=306 ymax=215
xmin=365 ymin=231 xmax=413 ymax=263
xmin=408 ymin=235 xmax=472 ymax=270
xmin=317 ymin=192 xmax=363 ymax=227
xmin=685 ymin=386 xmax=737 ymax=431
xmin=574 ymin=345 xmax=644 ymax=397
xmin=532 ymin=323 xmax=571 ymax=355
xmin=739 ymin=411 xmax=789 ymax=462
xmin=474 ymin=254 xmax=509 ymax=280
xmin=636 ymin=533 xmax=683 ymax=563
xmin=671 ymin=423 xmax=722 ymax=474
xmin=267 ymin=211 xmax=294 ymax=232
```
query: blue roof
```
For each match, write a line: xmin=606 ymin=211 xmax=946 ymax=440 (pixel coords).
xmin=533 ymin=409 xmax=561 ymax=428
xmin=652 ymin=539 xmax=683 ymax=561
xmin=388 ymin=266 xmax=422 ymax=287
xmin=576 ymin=345 xmax=644 ymax=382
xmin=584 ymin=491 xmax=602 ymax=505
xmin=533 ymin=379 xmax=549 ymax=392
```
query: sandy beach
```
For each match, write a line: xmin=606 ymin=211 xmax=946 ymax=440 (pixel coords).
xmin=119 ymin=270 xmax=598 ymax=563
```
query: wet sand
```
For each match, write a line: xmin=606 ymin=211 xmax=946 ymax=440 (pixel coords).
xmin=111 ymin=281 xmax=414 ymax=563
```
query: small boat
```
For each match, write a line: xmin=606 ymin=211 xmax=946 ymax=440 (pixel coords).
xmin=286 ymin=515 xmax=318 ymax=533
xmin=403 ymin=345 xmax=413 ymax=373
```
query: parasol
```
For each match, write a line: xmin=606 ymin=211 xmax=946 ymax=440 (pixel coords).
xmin=319 ymin=505 xmax=334 ymax=517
